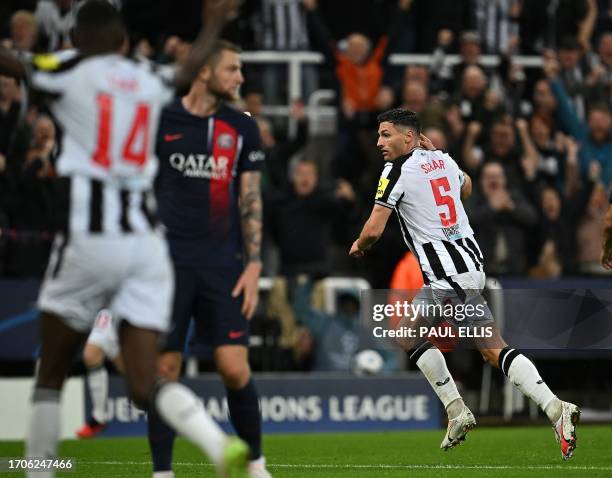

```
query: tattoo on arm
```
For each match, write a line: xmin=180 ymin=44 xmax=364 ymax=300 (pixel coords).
xmin=240 ymin=171 xmax=263 ymax=263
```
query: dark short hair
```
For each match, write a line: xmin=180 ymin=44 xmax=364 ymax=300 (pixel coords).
xmin=76 ymin=0 xmax=123 ymax=30
xmin=377 ymin=108 xmax=422 ymax=134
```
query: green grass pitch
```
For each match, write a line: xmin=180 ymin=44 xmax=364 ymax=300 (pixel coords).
xmin=1 ymin=425 xmax=611 ymax=477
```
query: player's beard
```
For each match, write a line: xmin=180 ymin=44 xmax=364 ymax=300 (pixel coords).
xmin=207 ymin=76 xmax=238 ymax=102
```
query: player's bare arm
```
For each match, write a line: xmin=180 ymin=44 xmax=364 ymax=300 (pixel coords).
xmin=601 ymin=204 xmax=612 ymax=269
xmin=232 ymin=170 xmax=263 ymax=319
xmin=461 ymin=172 xmax=472 ymax=200
xmin=349 ymin=204 xmax=393 ymax=257
xmin=175 ymin=0 xmax=240 ymax=90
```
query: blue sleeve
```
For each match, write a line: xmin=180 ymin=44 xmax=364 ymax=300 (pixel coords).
xmin=238 ymin=115 xmax=265 ymax=173
xmin=549 ymin=79 xmax=588 ymax=142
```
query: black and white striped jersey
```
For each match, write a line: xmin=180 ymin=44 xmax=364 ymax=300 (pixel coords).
xmin=375 ymin=148 xmax=484 ymax=284
xmin=29 ymin=50 xmax=174 ymax=235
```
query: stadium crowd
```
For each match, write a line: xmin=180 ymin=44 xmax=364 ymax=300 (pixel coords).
xmin=0 ymin=0 xmax=611 ymax=372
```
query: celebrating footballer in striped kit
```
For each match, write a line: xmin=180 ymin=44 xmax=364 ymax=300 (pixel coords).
xmin=349 ymin=108 xmax=580 ymax=460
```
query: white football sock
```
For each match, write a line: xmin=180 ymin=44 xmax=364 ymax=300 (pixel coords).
xmin=505 ymin=353 xmax=558 ymax=420
xmin=26 ymin=388 xmax=60 ymax=478
xmin=416 ymin=347 xmax=462 ymax=416
xmin=154 ymin=382 xmax=226 ymax=466
xmin=152 ymin=472 xmax=175 ymax=478
xmin=87 ymin=366 xmax=108 ymax=424
xmin=544 ymin=397 xmax=563 ymax=423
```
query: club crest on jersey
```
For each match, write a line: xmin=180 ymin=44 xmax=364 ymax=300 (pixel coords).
xmin=375 ymin=178 xmax=390 ymax=199
xmin=217 ymin=133 xmax=234 ymax=149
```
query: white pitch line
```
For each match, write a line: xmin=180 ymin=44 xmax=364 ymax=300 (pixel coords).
xmin=81 ymin=461 xmax=612 ymax=471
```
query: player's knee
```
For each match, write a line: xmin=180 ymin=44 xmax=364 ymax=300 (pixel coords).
xmin=219 ymin=362 xmax=250 ymax=389
xmin=83 ymin=344 xmax=105 ymax=368
xmin=127 ymin=382 xmax=153 ymax=410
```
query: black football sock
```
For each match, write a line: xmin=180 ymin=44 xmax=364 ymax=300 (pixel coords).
xmin=147 ymin=405 xmax=176 ymax=472
xmin=226 ymin=379 xmax=262 ymax=460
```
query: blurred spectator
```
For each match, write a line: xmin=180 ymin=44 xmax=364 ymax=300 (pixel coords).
xmin=523 ymin=115 xmax=568 ymax=191
xmin=34 ymin=0 xmax=75 ymax=51
xmin=586 ymin=32 xmax=612 ymax=105
xmin=156 ymin=34 xmax=191 ymax=65
xmin=473 ymin=0 xmax=520 ymax=55
xmin=556 ymin=36 xmax=591 ymax=121
xmin=256 ymin=100 xmax=308 ymax=192
xmin=452 ymin=65 xmax=504 ymax=129
xmin=466 ymin=161 xmax=538 ymax=276
xmin=0 ymin=152 xmax=8 ymax=275
xmin=430 ymin=30 xmax=501 ymax=97
xmin=525 ymin=78 xmax=559 ymax=123
xmin=577 ymin=181 xmax=610 ymax=274
xmin=378 ymin=78 xmax=446 ymax=133
xmin=0 ymin=2 xmax=37 ymax=41
xmin=304 ymin=0 xmax=413 ymax=191
xmin=4 ymin=114 xmax=57 ymax=277
xmin=9 ymin=10 xmax=38 ymax=52
xmin=0 ymin=75 xmax=22 ymax=157
xmin=243 ymin=91 xmax=264 ymax=117
xmin=292 ymin=278 xmax=398 ymax=372
xmin=518 ymin=0 xmax=592 ymax=54
xmin=258 ymin=277 xmax=304 ymax=370
xmin=411 ymin=0 xmax=473 ymax=53
xmin=546 ymin=59 xmax=612 ymax=187
xmin=250 ymin=0 xmax=316 ymax=104
xmin=594 ymin=0 xmax=612 ymax=43
xmin=530 ymin=167 xmax=594 ymax=277
xmin=452 ymin=31 xmax=489 ymax=90
xmin=304 ymin=0 xmax=410 ymax=121
xmin=265 ymin=159 xmax=356 ymax=277
xmin=462 ymin=116 xmax=525 ymax=191
xmin=423 ymin=127 xmax=448 ymax=151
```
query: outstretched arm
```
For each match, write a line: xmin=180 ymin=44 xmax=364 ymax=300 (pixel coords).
xmin=349 ymin=204 xmax=393 ymax=257
xmin=174 ymin=0 xmax=239 ymax=90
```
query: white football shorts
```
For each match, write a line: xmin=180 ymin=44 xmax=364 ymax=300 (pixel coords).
xmin=38 ymin=231 xmax=173 ymax=333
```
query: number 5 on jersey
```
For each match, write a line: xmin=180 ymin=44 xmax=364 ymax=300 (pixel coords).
xmin=430 ymin=177 xmax=457 ymax=227
xmin=92 ymin=93 xmax=150 ymax=169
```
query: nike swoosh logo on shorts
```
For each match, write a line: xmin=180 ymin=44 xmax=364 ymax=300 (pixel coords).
xmin=228 ymin=330 xmax=246 ymax=339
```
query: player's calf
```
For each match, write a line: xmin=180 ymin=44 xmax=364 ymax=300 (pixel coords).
xmin=405 ymin=339 xmax=475 ymax=450
xmin=27 ymin=312 xmax=87 ymax=471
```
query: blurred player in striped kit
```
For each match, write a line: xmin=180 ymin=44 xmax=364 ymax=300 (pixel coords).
xmin=0 ymin=1 xmax=250 ymax=476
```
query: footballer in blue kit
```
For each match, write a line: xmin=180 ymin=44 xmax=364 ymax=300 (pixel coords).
xmin=149 ymin=40 xmax=272 ymax=478
xmin=156 ymin=100 xmax=264 ymax=348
